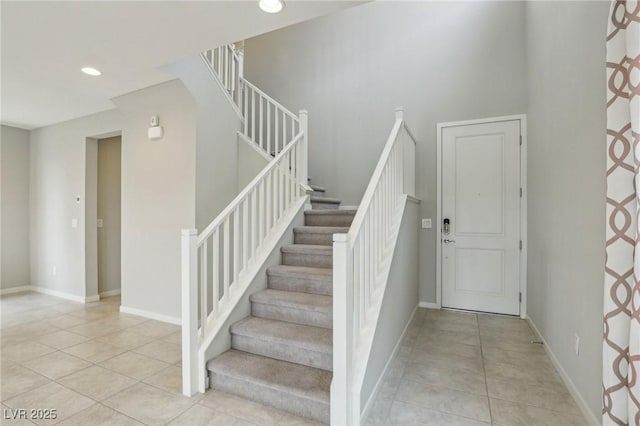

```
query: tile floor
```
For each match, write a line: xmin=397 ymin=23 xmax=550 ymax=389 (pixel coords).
xmin=362 ymin=308 xmax=588 ymax=425
xmin=1 ymin=292 xmax=587 ymax=425
xmin=0 ymin=292 xmax=318 ymax=425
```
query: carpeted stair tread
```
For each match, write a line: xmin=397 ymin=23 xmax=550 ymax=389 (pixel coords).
xmin=304 ymin=209 xmax=357 ymax=216
xmin=281 ymin=244 xmax=333 ymax=255
xmin=207 ymin=349 xmax=331 ymax=403
xmin=267 ymin=265 xmax=333 ymax=296
xmin=230 ymin=316 xmax=332 ymax=355
xmin=294 ymin=226 xmax=349 ymax=234
xmin=309 ymin=184 xmax=326 ymax=193
xmin=267 ymin=264 xmax=332 ymax=279
xmin=310 ymin=196 xmax=341 ymax=204
xmin=251 ymin=289 xmax=332 ymax=313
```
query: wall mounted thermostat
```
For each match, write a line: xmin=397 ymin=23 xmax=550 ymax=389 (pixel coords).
xmin=150 ymin=116 xmax=159 ymax=127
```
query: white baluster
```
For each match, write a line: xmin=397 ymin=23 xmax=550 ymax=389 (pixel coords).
xmin=251 ymin=189 xmax=257 ymax=259
xmin=242 ymin=199 xmax=249 ymax=268
xmin=223 ymin=219 xmax=230 ymax=300
xmin=201 ymin=240 xmax=208 ymax=335
xmin=212 ymin=230 xmax=219 ymax=314
xmin=181 ymin=229 xmax=198 ymax=397
xmin=233 ymin=209 xmax=239 ymax=286
xmin=259 ymin=96 xmax=264 ymax=150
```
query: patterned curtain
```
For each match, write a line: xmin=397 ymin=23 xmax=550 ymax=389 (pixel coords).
xmin=604 ymin=1 xmax=640 ymax=425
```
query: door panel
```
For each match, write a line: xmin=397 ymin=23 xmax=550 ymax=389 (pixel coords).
xmin=441 ymin=120 xmax=521 ymax=315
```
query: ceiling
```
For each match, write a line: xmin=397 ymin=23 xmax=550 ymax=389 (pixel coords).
xmin=1 ymin=1 xmax=362 ymax=130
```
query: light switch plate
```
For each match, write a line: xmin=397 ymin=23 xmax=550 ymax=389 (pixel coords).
xmin=422 ymin=218 xmax=432 ymax=229
xmin=97 ymin=219 xmax=103 ymax=228
xmin=71 ymin=218 xmax=78 ymax=228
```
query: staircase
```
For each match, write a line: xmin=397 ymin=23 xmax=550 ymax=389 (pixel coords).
xmin=206 ymin=186 xmax=355 ymax=424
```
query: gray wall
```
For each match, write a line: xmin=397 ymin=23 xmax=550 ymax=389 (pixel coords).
xmin=1 ymin=125 xmax=30 ymax=289
xmin=525 ymin=1 xmax=608 ymax=420
xmin=30 ymin=109 xmax=123 ymax=299
xmin=98 ymin=136 xmax=122 ymax=295
xmin=112 ymin=80 xmax=196 ymax=321
xmin=244 ymin=1 xmax=528 ymax=303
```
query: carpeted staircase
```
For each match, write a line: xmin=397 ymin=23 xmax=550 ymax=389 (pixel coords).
xmin=206 ymin=185 xmax=355 ymax=424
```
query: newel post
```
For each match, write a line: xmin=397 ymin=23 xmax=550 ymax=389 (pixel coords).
xmin=299 ymin=110 xmax=309 ymax=188
xmin=332 ymin=233 xmax=354 ymax=425
xmin=181 ymin=229 xmax=198 ymax=397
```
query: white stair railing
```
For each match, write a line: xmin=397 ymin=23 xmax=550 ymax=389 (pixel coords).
xmin=203 ymin=44 xmax=244 ymax=109
xmin=202 ymin=44 xmax=300 ymax=159
xmin=183 ymin=43 xmax=311 ymax=397
xmin=332 ymin=108 xmax=416 ymax=425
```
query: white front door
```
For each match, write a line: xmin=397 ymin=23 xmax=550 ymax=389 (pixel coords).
xmin=441 ymin=119 xmax=521 ymax=316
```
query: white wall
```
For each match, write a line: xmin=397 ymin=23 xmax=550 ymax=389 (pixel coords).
xmin=112 ymin=80 xmax=196 ymax=321
xmin=237 ymin=137 xmax=270 ymax=191
xmin=97 ymin=136 xmax=122 ymax=295
xmin=1 ymin=125 xmax=31 ymax=289
xmin=85 ymin=138 xmax=99 ymax=299
xmin=244 ymin=1 xmax=527 ymax=303
xmin=525 ymin=1 xmax=609 ymax=421
xmin=30 ymin=110 xmax=123 ymax=299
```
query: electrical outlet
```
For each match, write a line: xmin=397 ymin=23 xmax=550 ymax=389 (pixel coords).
xmin=97 ymin=219 xmax=103 ymax=228
xmin=422 ymin=218 xmax=432 ymax=229
xmin=574 ymin=333 xmax=580 ymax=357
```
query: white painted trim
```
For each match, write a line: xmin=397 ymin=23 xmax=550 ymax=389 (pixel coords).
xmin=435 ymin=114 xmax=528 ymax=317
xmin=0 ymin=286 xmax=31 ymax=295
xmin=99 ymin=289 xmax=121 ymax=297
xmin=419 ymin=301 xmax=439 ymax=309
xmin=29 ymin=286 xmax=98 ymax=303
xmin=360 ymin=304 xmax=418 ymax=421
xmin=527 ymin=317 xmax=599 ymax=426
xmin=120 ymin=305 xmax=181 ymax=325
xmin=237 ymin=132 xmax=273 ymax=162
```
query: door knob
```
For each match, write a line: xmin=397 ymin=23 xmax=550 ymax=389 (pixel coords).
xmin=443 ymin=239 xmax=456 ymax=243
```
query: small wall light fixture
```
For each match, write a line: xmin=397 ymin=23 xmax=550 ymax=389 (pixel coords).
xmin=148 ymin=115 xmax=164 ymax=140
xmin=259 ymin=0 xmax=284 ymax=14
xmin=81 ymin=67 xmax=102 ymax=76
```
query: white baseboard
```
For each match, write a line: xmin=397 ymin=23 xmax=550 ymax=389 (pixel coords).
xmin=100 ymin=289 xmax=121 ymax=297
xmin=419 ymin=301 xmax=439 ymax=309
xmin=360 ymin=304 xmax=418 ymax=421
xmin=120 ymin=305 xmax=181 ymax=325
xmin=0 ymin=285 xmax=31 ymax=296
xmin=527 ymin=317 xmax=599 ymax=426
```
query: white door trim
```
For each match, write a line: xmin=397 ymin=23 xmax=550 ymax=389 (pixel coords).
xmin=436 ymin=114 xmax=527 ymax=319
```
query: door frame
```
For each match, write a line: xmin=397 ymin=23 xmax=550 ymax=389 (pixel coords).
xmin=435 ymin=115 xmax=527 ymax=319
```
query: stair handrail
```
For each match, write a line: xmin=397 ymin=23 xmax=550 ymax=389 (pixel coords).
xmin=202 ymin=43 xmax=301 ymax=159
xmin=332 ymin=107 xmax=417 ymax=425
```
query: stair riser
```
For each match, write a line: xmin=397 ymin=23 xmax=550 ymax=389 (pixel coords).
xmin=311 ymin=202 xmax=341 ymax=210
xmin=294 ymin=232 xmax=335 ymax=246
xmin=231 ymin=334 xmax=332 ymax=371
xmin=267 ymin=274 xmax=333 ymax=296
xmin=209 ymin=372 xmax=329 ymax=424
xmin=282 ymin=252 xmax=332 ymax=269
xmin=252 ymin=302 xmax=332 ymax=329
xmin=305 ymin=215 xmax=355 ymax=227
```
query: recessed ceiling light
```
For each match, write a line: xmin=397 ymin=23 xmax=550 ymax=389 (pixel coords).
xmin=259 ymin=0 xmax=284 ymax=14
xmin=81 ymin=67 xmax=102 ymax=76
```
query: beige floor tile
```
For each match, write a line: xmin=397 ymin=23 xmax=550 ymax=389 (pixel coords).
xmin=66 ymin=321 xmax=121 ymax=338
xmin=1 ymin=322 xmax=62 ymax=341
xmin=3 ymin=382 xmax=95 ymax=426
xmin=278 ymin=411 xmax=326 ymax=426
xmin=423 ymin=310 xmax=478 ymax=325
xmin=482 ymin=347 xmax=554 ymax=371
xmin=394 ymin=379 xmax=491 ymax=422
xmin=413 ymin=339 xmax=482 ymax=361
xmin=484 ymin=360 xmax=563 ymax=389
xmin=102 ymin=382 xmax=195 ymax=426
xmin=408 ymin=350 xmax=483 ymax=372
xmin=67 ymin=309 xmax=112 ymax=322
xmin=35 ymin=330 xmax=88 ymax=350
xmin=22 ymin=351 xmax=92 ymax=380
xmin=2 ymin=341 xmax=56 ymax=363
xmin=490 ymin=398 xmax=587 ymax=426
xmin=1 ymin=362 xmax=50 ymax=401
xmin=41 ymin=315 xmax=88 ymax=330
xmin=127 ymin=320 xmax=180 ymax=339
xmin=161 ymin=331 xmax=182 ymax=345
xmin=168 ymin=404 xmax=252 ymax=426
xmin=99 ymin=351 xmax=170 ymax=380
xmin=88 ymin=316 xmax=147 ymax=331
xmin=144 ymin=365 xmax=182 ymax=394
xmin=486 ymin=378 xmax=582 ymax=416
xmin=402 ymin=362 xmax=487 ymax=396
xmin=62 ymin=340 xmax=127 ymax=363
xmin=387 ymin=400 xmax=490 ymax=426
xmin=417 ymin=328 xmax=480 ymax=346
xmin=96 ymin=330 xmax=155 ymax=350
xmin=57 ymin=365 xmax=137 ymax=401
xmin=132 ymin=340 xmax=181 ymax=364
xmin=56 ymin=404 xmax=143 ymax=426
xmin=200 ymin=390 xmax=286 ymax=425
xmin=480 ymin=335 xmax=546 ymax=354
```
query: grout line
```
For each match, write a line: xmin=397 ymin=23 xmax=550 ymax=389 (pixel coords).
xmin=478 ymin=314 xmax=494 ymax=426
